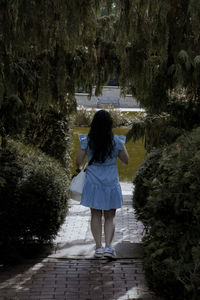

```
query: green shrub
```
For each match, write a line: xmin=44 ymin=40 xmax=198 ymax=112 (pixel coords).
xmin=73 ymin=106 xmax=95 ymax=127
xmin=23 ymin=108 xmax=73 ymax=168
xmin=135 ymin=127 xmax=200 ymax=299
xmin=0 ymin=139 xmax=69 ymax=247
xmin=106 ymin=106 xmax=125 ymax=127
xmin=133 ymin=149 xmax=162 ymax=223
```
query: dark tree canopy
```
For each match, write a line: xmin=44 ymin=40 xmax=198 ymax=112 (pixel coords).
xmin=113 ymin=0 xmax=200 ymax=149
xmin=0 ymin=0 xmax=119 ymax=139
xmin=1 ymin=0 xmax=200 ymax=139
xmin=0 ymin=0 xmax=99 ymax=110
xmin=115 ymin=0 xmax=200 ymax=113
xmin=0 ymin=1 xmax=120 ymax=111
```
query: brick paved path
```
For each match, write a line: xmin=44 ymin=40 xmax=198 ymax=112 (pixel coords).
xmin=0 ymin=183 xmax=155 ymax=300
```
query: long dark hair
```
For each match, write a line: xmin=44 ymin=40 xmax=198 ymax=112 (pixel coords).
xmin=88 ymin=110 xmax=114 ymax=165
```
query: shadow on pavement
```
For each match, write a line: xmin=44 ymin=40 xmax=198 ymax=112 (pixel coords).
xmin=0 ymin=257 xmax=155 ymax=300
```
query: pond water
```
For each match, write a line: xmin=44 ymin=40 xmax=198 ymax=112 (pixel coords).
xmin=72 ymin=127 xmax=146 ymax=182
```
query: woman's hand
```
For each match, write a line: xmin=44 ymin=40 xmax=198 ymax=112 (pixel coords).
xmin=71 ymin=168 xmax=81 ymax=179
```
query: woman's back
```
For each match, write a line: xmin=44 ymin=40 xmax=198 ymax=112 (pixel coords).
xmin=79 ymin=133 xmax=126 ymax=209
xmin=75 ymin=109 xmax=129 ymax=259
xmin=79 ymin=133 xmax=126 ymax=166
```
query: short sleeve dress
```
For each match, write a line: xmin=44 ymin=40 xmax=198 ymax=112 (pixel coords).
xmin=78 ymin=134 xmax=126 ymax=210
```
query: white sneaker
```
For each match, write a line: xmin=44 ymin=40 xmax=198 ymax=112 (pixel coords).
xmin=104 ymin=245 xmax=116 ymax=259
xmin=94 ymin=247 xmax=104 ymax=258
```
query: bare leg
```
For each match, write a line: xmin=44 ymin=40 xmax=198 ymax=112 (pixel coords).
xmin=104 ymin=209 xmax=116 ymax=246
xmin=90 ymin=208 xmax=102 ymax=248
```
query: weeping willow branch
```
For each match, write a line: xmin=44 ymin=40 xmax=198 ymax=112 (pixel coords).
xmin=115 ymin=0 xmax=200 ymax=113
xmin=127 ymin=113 xmax=183 ymax=151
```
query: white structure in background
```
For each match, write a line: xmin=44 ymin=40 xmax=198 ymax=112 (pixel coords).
xmin=75 ymin=86 xmax=141 ymax=108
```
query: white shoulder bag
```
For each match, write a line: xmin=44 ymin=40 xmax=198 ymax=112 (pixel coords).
xmin=70 ymin=165 xmax=87 ymax=201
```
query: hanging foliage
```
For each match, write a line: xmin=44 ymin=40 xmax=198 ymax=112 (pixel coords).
xmin=126 ymin=113 xmax=183 ymax=151
xmin=0 ymin=0 xmax=122 ymax=140
xmin=115 ymin=0 xmax=200 ymax=114
xmin=1 ymin=1 xmax=200 ymax=126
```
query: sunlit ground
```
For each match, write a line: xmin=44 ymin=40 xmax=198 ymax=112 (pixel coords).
xmin=72 ymin=127 xmax=146 ymax=182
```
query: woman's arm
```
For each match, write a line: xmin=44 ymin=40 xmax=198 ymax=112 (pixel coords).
xmin=118 ymin=145 xmax=129 ymax=165
xmin=76 ymin=146 xmax=86 ymax=169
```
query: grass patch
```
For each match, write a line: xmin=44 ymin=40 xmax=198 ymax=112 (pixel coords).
xmin=72 ymin=127 xmax=146 ymax=182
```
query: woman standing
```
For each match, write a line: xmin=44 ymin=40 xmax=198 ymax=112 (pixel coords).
xmin=76 ymin=110 xmax=129 ymax=259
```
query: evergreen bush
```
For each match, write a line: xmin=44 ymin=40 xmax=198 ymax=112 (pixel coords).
xmin=133 ymin=149 xmax=162 ymax=224
xmin=108 ymin=107 xmax=129 ymax=127
xmin=0 ymin=139 xmax=69 ymax=248
xmin=23 ymin=108 xmax=73 ymax=168
xmin=134 ymin=127 xmax=200 ymax=299
xmin=73 ymin=107 xmax=95 ymax=127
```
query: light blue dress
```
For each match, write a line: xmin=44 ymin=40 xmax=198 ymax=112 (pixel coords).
xmin=78 ymin=134 xmax=126 ymax=210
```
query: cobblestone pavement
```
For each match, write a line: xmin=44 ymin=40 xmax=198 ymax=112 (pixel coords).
xmin=0 ymin=183 xmax=155 ymax=300
xmin=51 ymin=183 xmax=145 ymax=259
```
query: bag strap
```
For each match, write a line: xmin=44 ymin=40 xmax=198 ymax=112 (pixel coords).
xmin=83 ymin=163 xmax=88 ymax=172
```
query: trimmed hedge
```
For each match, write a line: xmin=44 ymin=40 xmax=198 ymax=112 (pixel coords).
xmin=0 ymin=139 xmax=69 ymax=247
xmin=133 ymin=127 xmax=200 ymax=299
xmin=133 ymin=148 xmax=162 ymax=224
